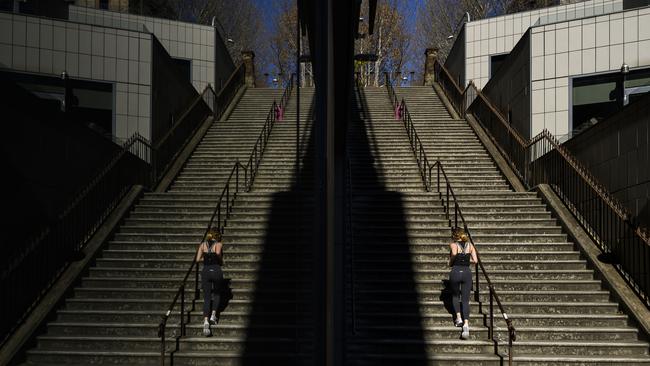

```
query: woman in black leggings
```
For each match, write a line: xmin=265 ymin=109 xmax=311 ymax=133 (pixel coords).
xmin=195 ymin=228 xmax=224 ymax=337
xmin=448 ymin=227 xmax=477 ymax=339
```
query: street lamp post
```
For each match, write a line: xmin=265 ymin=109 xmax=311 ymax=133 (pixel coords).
xmin=620 ymin=62 xmax=629 ymax=108
xmin=211 ymin=16 xmax=234 ymax=44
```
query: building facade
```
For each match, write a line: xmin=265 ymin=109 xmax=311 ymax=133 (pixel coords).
xmin=445 ymin=0 xmax=650 ymax=140
xmin=0 ymin=3 xmax=234 ymax=143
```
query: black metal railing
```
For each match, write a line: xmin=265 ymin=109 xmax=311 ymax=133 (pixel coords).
xmin=463 ymin=82 xmax=528 ymax=184
xmin=0 ymin=133 xmax=152 ymax=344
xmin=157 ymin=75 xmax=295 ymax=366
xmin=152 ymin=84 xmax=216 ymax=183
xmin=527 ymin=130 xmax=650 ymax=305
xmin=433 ymin=161 xmax=516 ymax=364
xmin=433 ymin=60 xmax=466 ymax=117
xmin=433 ymin=58 xmax=650 ymax=307
xmin=385 ymin=73 xmax=433 ymax=190
xmin=0 ymin=62 xmax=248 ymax=346
xmin=157 ymin=161 xmax=244 ymax=363
xmin=214 ymin=63 xmax=246 ymax=121
xmin=244 ymin=74 xmax=294 ymax=190
xmin=385 ymin=74 xmax=516 ymax=363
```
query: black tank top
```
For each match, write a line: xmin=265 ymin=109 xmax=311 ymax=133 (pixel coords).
xmin=452 ymin=241 xmax=471 ymax=267
xmin=203 ymin=240 xmax=221 ymax=266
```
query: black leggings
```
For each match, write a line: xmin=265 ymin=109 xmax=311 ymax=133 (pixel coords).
xmin=449 ymin=266 xmax=472 ymax=320
xmin=202 ymin=265 xmax=223 ymax=317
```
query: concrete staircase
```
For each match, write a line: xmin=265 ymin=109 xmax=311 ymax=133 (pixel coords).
xmin=17 ymin=87 xmax=312 ymax=365
xmin=168 ymin=88 xmax=317 ymax=365
xmin=376 ymin=85 xmax=650 ymax=365
xmin=345 ymin=87 xmax=500 ymax=365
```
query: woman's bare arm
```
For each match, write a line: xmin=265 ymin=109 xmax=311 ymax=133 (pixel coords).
xmin=448 ymin=243 xmax=457 ymax=267
xmin=215 ymin=241 xmax=224 ymax=265
xmin=195 ymin=242 xmax=205 ymax=262
xmin=470 ymin=244 xmax=478 ymax=264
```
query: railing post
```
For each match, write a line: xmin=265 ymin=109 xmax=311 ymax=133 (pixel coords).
xmin=446 ymin=184 xmax=450 ymax=217
xmin=195 ymin=262 xmax=199 ymax=300
xmin=217 ymin=203 xmax=221 ymax=230
xmin=509 ymin=333 xmax=513 ymax=366
xmin=475 ymin=262 xmax=480 ymax=304
xmin=180 ymin=285 xmax=186 ymax=336
xmin=160 ymin=321 xmax=166 ymax=366
xmin=437 ymin=164 xmax=440 ymax=195
xmin=489 ymin=287 xmax=494 ymax=339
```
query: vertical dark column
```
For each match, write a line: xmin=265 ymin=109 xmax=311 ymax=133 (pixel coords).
xmin=303 ymin=0 xmax=356 ymax=364
xmin=308 ymin=1 xmax=327 ymax=364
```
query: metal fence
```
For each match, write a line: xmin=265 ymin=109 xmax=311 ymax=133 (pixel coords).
xmin=0 ymin=133 xmax=152 ymax=344
xmin=434 ymin=58 xmax=650 ymax=306
xmin=152 ymin=85 xmax=215 ymax=183
xmin=0 ymin=62 xmax=248 ymax=346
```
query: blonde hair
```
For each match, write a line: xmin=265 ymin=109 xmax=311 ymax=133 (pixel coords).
xmin=452 ymin=227 xmax=469 ymax=242
xmin=206 ymin=228 xmax=222 ymax=242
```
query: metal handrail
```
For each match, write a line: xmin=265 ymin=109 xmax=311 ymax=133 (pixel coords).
xmin=385 ymin=73 xmax=432 ymax=190
xmin=245 ymin=74 xmax=294 ymax=191
xmin=433 ymin=58 xmax=650 ymax=306
xmin=384 ymin=73 xmax=516 ymax=364
xmin=214 ymin=63 xmax=246 ymax=121
xmin=152 ymin=85 xmax=216 ymax=183
xmin=432 ymin=161 xmax=516 ymax=364
xmin=0 ymin=131 xmax=152 ymax=345
xmin=157 ymin=161 xmax=243 ymax=364
xmin=157 ymin=75 xmax=295 ymax=366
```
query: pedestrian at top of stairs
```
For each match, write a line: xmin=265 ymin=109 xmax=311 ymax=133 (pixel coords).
xmin=448 ymin=227 xmax=477 ymax=340
xmin=196 ymin=228 xmax=224 ymax=336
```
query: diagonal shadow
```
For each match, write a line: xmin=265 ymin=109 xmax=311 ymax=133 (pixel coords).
xmin=345 ymin=87 xmax=428 ymax=363
xmin=240 ymin=92 xmax=316 ymax=365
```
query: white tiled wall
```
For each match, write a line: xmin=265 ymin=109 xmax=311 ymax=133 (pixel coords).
xmin=530 ymin=7 xmax=650 ymax=137
xmin=464 ymin=0 xmax=623 ymax=88
xmin=0 ymin=12 xmax=152 ymax=142
xmin=68 ymin=5 xmax=215 ymax=92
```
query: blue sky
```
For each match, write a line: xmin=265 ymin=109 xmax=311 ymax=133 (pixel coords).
xmin=249 ymin=0 xmax=424 ymax=84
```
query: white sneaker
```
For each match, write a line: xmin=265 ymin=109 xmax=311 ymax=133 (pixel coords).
xmin=203 ymin=321 xmax=211 ymax=337
xmin=461 ymin=324 xmax=469 ymax=340
xmin=454 ymin=318 xmax=463 ymax=327
xmin=210 ymin=312 xmax=218 ymax=324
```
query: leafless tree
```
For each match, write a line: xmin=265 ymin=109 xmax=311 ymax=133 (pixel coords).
xmin=355 ymin=0 xmax=410 ymax=87
xmin=169 ymin=0 xmax=265 ymax=67
xmin=268 ymin=0 xmax=313 ymax=88
xmin=411 ymin=0 xmax=583 ymax=82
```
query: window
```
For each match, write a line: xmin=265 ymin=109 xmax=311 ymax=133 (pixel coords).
xmin=489 ymin=53 xmax=510 ymax=78
xmin=173 ymin=58 xmax=192 ymax=83
xmin=99 ymin=0 xmax=109 ymax=9
xmin=572 ymin=67 xmax=650 ymax=135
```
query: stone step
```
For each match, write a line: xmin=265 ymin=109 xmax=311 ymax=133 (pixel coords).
xmin=354 ymin=312 xmax=631 ymax=328
xmin=351 ymin=324 xmax=638 ymax=342
xmin=353 ymin=270 xmax=595 ymax=282
xmin=348 ymin=338 xmax=649 ymax=357
xmin=354 ymin=279 xmax=600 ymax=292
